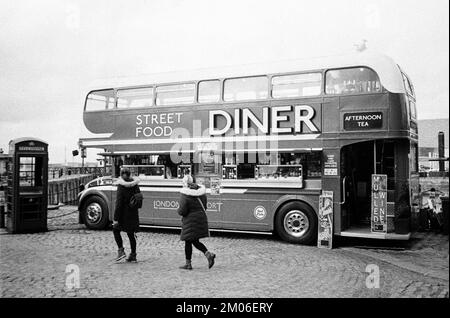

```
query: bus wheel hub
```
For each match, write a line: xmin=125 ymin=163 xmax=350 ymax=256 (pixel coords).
xmin=86 ymin=203 xmax=102 ymax=223
xmin=284 ymin=210 xmax=309 ymax=237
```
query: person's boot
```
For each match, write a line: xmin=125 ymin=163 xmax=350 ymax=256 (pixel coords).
xmin=205 ymin=251 xmax=216 ymax=269
xmin=126 ymin=252 xmax=137 ymax=262
xmin=115 ymin=247 xmax=126 ymax=262
xmin=179 ymin=259 xmax=192 ymax=270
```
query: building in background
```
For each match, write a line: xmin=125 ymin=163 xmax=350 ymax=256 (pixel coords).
xmin=418 ymin=119 xmax=449 ymax=172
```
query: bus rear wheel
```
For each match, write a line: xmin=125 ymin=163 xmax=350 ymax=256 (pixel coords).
xmin=82 ymin=196 xmax=109 ymax=230
xmin=275 ymin=201 xmax=317 ymax=245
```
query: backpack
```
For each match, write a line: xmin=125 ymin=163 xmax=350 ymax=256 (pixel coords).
xmin=129 ymin=188 xmax=143 ymax=209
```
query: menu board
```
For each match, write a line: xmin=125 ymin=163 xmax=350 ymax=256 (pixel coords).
xmin=323 ymin=154 xmax=338 ymax=176
xmin=197 ymin=149 xmax=220 ymax=176
xmin=371 ymin=174 xmax=387 ymax=233
xmin=317 ymin=191 xmax=333 ymax=249
xmin=199 ymin=163 xmax=217 ymax=175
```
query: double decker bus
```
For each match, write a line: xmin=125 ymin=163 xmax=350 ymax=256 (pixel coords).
xmin=78 ymin=52 xmax=419 ymax=244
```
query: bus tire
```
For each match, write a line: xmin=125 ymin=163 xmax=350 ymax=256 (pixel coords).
xmin=275 ymin=201 xmax=317 ymax=245
xmin=82 ymin=196 xmax=109 ymax=230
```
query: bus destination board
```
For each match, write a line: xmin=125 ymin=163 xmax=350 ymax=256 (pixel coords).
xmin=344 ymin=112 xmax=382 ymax=130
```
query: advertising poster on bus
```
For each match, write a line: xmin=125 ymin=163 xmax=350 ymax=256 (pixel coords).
xmin=210 ymin=177 xmax=221 ymax=195
xmin=371 ymin=174 xmax=388 ymax=233
xmin=318 ymin=191 xmax=333 ymax=249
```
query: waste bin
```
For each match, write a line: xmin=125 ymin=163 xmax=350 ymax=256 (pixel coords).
xmin=441 ymin=196 xmax=449 ymax=235
xmin=5 ymin=138 xmax=48 ymax=233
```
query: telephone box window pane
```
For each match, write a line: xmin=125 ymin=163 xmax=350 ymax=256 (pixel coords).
xmin=198 ymin=80 xmax=220 ymax=103
xmin=19 ymin=157 xmax=35 ymax=187
xmin=326 ymin=67 xmax=382 ymax=95
xmin=117 ymin=87 xmax=154 ymax=108
xmin=272 ymin=73 xmax=322 ymax=98
xmin=224 ymin=76 xmax=268 ymax=102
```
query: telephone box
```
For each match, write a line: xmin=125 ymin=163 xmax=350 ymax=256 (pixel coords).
xmin=6 ymin=138 xmax=48 ymax=233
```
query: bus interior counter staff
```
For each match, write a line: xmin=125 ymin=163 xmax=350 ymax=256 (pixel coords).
xmin=158 ymin=155 xmax=177 ymax=179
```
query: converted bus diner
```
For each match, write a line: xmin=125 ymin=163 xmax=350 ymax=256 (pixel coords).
xmin=78 ymin=52 xmax=419 ymax=245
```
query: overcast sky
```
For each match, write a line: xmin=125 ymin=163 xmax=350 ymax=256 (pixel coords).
xmin=0 ymin=0 xmax=448 ymax=163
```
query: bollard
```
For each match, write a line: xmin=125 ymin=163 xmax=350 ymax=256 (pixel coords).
xmin=0 ymin=205 xmax=5 ymax=228
xmin=441 ymin=196 xmax=449 ymax=235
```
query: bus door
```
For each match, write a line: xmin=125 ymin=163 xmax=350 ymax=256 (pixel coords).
xmin=341 ymin=141 xmax=374 ymax=230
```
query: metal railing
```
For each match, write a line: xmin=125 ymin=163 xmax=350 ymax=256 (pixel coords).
xmin=47 ymin=174 xmax=96 ymax=205
xmin=49 ymin=167 xmax=112 ymax=180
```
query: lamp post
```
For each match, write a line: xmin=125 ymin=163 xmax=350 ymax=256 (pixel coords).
xmin=438 ymin=131 xmax=445 ymax=172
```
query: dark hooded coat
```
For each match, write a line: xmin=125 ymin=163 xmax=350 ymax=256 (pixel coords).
xmin=114 ymin=177 xmax=141 ymax=232
xmin=177 ymin=184 xmax=209 ymax=241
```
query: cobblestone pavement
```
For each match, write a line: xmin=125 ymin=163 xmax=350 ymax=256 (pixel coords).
xmin=0 ymin=206 xmax=448 ymax=298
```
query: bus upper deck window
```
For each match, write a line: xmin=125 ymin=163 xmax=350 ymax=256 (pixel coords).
xmin=198 ymin=80 xmax=220 ymax=103
xmin=224 ymin=76 xmax=268 ymax=102
xmin=156 ymin=83 xmax=195 ymax=106
xmin=402 ymin=73 xmax=415 ymax=97
xmin=85 ymin=89 xmax=115 ymax=111
xmin=272 ymin=73 xmax=322 ymax=98
xmin=409 ymin=100 xmax=417 ymax=119
xmin=325 ymin=67 xmax=382 ymax=95
xmin=117 ymin=87 xmax=154 ymax=108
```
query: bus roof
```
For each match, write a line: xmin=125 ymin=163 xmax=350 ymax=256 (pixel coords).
xmin=87 ymin=51 xmax=406 ymax=94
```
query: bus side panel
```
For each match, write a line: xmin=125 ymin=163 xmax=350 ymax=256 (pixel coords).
xmin=220 ymin=190 xmax=320 ymax=232
xmin=83 ymin=111 xmax=115 ymax=134
xmin=140 ymin=188 xmax=322 ymax=233
xmin=145 ymin=189 xmax=181 ymax=227
xmin=102 ymin=186 xmax=155 ymax=225
xmin=143 ymin=189 xmax=224 ymax=229
xmin=218 ymin=192 xmax=276 ymax=232
xmin=388 ymin=93 xmax=409 ymax=133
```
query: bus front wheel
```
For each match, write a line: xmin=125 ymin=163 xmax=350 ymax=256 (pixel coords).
xmin=275 ymin=201 xmax=317 ymax=245
xmin=82 ymin=196 xmax=109 ymax=230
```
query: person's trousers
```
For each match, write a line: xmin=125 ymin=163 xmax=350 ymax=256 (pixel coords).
xmin=113 ymin=228 xmax=137 ymax=253
xmin=185 ymin=239 xmax=207 ymax=260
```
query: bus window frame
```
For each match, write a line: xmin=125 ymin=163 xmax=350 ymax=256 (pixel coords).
xmin=222 ymin=75 xmax=270 ymax=103
xmin=401 ymin=72 xmax=415 ymax=98
xmin=116 ymin=86 xmax=155 ymax=110
xmin=155 ymin=82 xmax=197 ymax=107
xmin=399 ymin=71 xmax=417 ymax=121
xmin=197 ymin=79 xmax=222 ymax=104
xmin=324 ymin=66 xmax=385 ymax=96
xmin=84 ymin=89 xmax=116 ymax=112
xmin=271 ymin=71 xmax=323 ymax=99
xmin=84 ymin=65 xmax=391 ymax=112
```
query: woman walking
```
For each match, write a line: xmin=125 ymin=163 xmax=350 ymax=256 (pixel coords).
xmin=113 ymin=167 xmax=141 ymax=262
xmin=178 ymin=175 xmax=216 ymax=270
